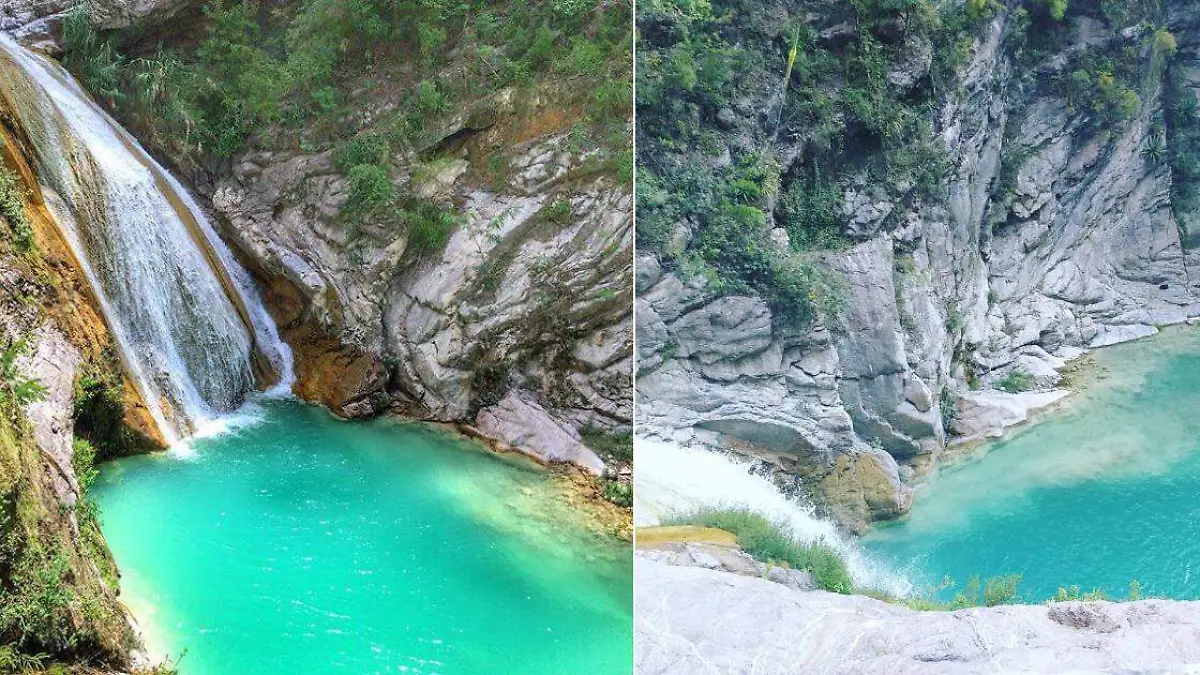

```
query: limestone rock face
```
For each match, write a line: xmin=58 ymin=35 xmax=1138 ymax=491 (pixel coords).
xmin=2 ymin=0 xmax=200 ymax=49
xmin=636 ymin=558 xmax=1200 ymax=675
xmin=208 ymin=95 xmax=632 ymax=444
xmin=3 ymin=4 xmax=632 ymax=465
xmin=475 ymin=391 xmax=606 ymax=474
xmin=636 ymin=0 xmax=1200 ymax=530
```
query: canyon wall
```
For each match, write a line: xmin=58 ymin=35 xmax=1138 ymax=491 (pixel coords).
xmin=636 ymin=0 xmax=1200 ymax=532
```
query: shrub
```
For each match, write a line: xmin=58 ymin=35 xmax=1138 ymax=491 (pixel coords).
xmin=346 ymin=164 xmax=395 ymax=212
xmin=542 ymin=199 xmax=573 ymax=224
xmin=579 ymin=427 xmax=633 ymax=464
xmin=402 ymin=199 xmax=458 ymax=257
xmin=665 ymin=508 xmax=854 ymax=593
xmin=71 ymin=438 xmax=99 ymax=495
xmin=591 ymin=79 xmax=632 ymax=122
xmin=777 ymin=177 xmax=845 ymax=251
xmin=559 ymin=38 xmax=606 ymax=76
xmin=994 ymin=369 xmax=1036 ymax=393
xmin=336 ymin=132 xmax=391 ymax=173
xmin=1052 ymin=585 xmax=1108 ymax=602
xmin=0 ymin=168 xmax=33 ymax=252
xmin=0 ymin=340 xmax=46 ymax=413
xmin=0 ymin=548 xmax=77 ymax=655
xmin=414 ymin=80 xmax=447 ymax=115
xmin=939 ymin=388 xmax=959 ymax=432
xmin=601 ymin=479 xmax=633 ymax=507
xmin=72 ymin=366 xmax=154 ymax=459
xmin=982 ymin=574 xmax=1023 ymax=606
xmin=0 ymin=647 xmax=48 ymax=673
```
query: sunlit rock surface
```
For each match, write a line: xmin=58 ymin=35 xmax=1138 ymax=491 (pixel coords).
xmin=636 ymin=558 xmax=1200 ymax=675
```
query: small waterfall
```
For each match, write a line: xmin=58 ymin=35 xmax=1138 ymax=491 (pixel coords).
xmin=635 ymin=437 xmax=912 ymax=596
xmin=0 ymin=34 xmax=293 ymax=444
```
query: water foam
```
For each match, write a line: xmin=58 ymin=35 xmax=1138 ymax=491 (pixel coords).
xmin=635 ymin=437 xmax=911 ymax=596
xmin=0 ymin=34 xmax=294 ymax=443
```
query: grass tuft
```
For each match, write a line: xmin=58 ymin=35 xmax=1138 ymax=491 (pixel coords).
xmin=663 ymin=508 xmax=853 ymax=594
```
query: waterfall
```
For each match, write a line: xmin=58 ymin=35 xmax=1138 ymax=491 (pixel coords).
xmin=0 ymin=34 xmax=293 ymax=444
xmin=634 ymin=437 xmax=912 ymax=596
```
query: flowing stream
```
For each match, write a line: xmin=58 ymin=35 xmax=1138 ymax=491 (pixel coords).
xmin=863 ymin=326 xmax=1200 ymax=601
xmin=0 ymin=33 xmax=292 ymax=443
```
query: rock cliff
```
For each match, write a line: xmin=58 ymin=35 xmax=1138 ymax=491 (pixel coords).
xmin=5 ymin=0 xmax=634 ymax=475
xmin=0 ymin=128 xmax=146 ymax=668
xmin=636 ymin=0 xmax=1200 ymax=531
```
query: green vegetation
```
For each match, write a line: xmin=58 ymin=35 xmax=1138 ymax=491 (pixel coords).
xmin=600 ymin=480 xmax=633 ymax=508
xmin=580 ymin=426 xmax=633 ymax=465
xmin=61 ymin=0 xmax=631 ymax=160
xmin=635 ymin=0 xmax=999 ymax=326
xmin=0 ymin=410 xmax=128 ymax=665
xmin=579 ymin=427 xmax=633 ymax=508
xmin=0 ymin=341 xmax=46 ymax=416
xmin=939 ymin=387 xmax=958 ymax=432
xmin=660 ymin=508 xmax=1153 ymax=610
xmin=1006 ymin=0 xmax=1172 ymax=132
xmin=61 ymin=0 xmax=631 ymax=256
xmin=1052 ymin=584 xmax=1109 ymax=601
xmin=72 ymin=361 xmax=155 ymax=460
xmin=0 ymin=168 xmax=34 ymax=253
xmin=994 ymin=369 xmax=1035 ymax=393
xmin=637 ymin=0 xmax=1176 ymax=325
xmin=0 ymin=646 xmax=47 ymax=673
xmin=869 ymin=573 xmax=1025 ymax=610
xmin=665 ymin=508 xmax=853 ymax=594
xmin=874 ymin=574 xmax=1152 ymax=611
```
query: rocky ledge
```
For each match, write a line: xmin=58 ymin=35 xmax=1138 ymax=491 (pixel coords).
xmin=636 ymin=556 xmax=1200 ymax=674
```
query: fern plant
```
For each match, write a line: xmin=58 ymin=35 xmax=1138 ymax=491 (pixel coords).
xmin=0 ymin=339 xmax=47 ymax=410
xmin=0 ymin=646 xmax=49 ymax=674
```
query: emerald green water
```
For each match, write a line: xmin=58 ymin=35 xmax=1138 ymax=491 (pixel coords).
xmin=92 ymin=399 xmax=632 ymax=674
xmin=863 ymin=327 xmax=1200 ymax=602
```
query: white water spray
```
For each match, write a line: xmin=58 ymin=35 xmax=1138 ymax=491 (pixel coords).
xmin=0 ymin=34 xmax=293 ymax=444
xmin=635 ymin=437 xmax=912 ymax=596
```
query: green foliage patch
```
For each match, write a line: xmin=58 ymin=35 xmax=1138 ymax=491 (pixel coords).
xmin=62 ymin=0 xmax=631 ymax=163
xmin=994 ymin=369 xmax=1035 ymax=393
xmin=665 ymin=508 xmax=854 ymax=594
xmin=579 ymin=426 xmax=633 ymax=465
xmin=0 ymin=168 xmax=34 ymax=253
xmin=0 ymin=341 xmax=46 ymax=416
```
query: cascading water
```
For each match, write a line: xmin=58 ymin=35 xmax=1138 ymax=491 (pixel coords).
xmin=635 ymin=437 xmax=911 ymax=596
xmin=0 ymin=34 xmax=292 ymax=444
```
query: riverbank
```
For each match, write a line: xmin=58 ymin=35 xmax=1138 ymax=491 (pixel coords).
xmin=864 ymin=325 xmax=1200 ymax=601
